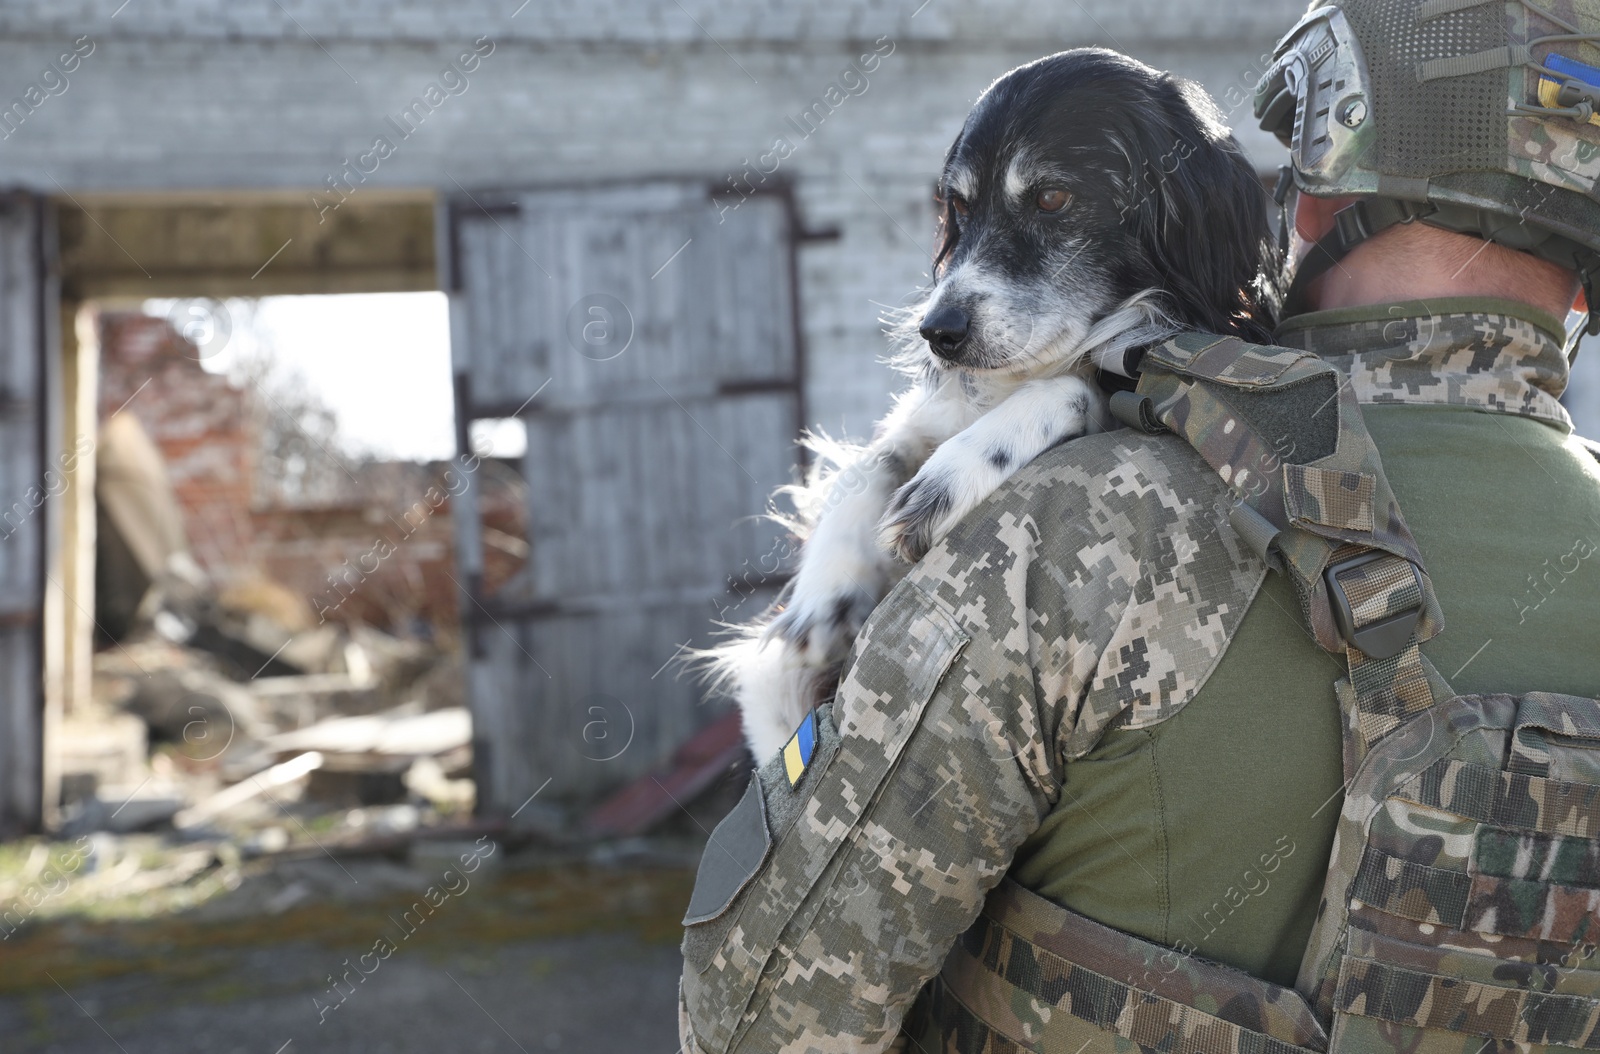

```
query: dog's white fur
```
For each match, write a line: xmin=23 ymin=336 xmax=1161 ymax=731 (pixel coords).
xmin=690 ymin=50 xmax=1274 ymax=763
xmin=703 ymin=281 xmax=1176 ymax=762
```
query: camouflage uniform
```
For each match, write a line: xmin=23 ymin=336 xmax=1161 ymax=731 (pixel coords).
xmin=678 ymin=302 xmax=1600 ymax=1053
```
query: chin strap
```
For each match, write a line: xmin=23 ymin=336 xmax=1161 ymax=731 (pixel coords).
xmin=1280 ymin=181 xmax=1600 ymax=343
xmin=1578 ymin=257 xmax=1600 ymax=338
xmin=1272 ymin=165 xmax=1294 ymax=259
xmin=1282 ymin=196 xmax=1437 ymax=317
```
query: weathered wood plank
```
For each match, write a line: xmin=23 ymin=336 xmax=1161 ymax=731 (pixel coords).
xmin=447 ymin=182 xmax=798 ymax=812
xmin=0 ymin=195 xmax=47 ymax=837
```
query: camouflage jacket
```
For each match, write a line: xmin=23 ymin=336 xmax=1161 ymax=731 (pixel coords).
xmin=678 ymin=301 xmax=1581 ymax=1054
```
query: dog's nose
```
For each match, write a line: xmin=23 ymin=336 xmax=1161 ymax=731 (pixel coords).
xmin=919 ymin=306 xmax=970 ymax=360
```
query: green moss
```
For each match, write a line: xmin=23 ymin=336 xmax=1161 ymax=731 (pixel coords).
xmin=0 ymin=864 xmax=694 ymax=996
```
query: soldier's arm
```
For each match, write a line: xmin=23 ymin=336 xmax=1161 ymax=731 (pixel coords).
xmin=678 ymin=572 xmax=1069 ymax=1053
xmin=679 ymin=431 xmax=1242 ymax=1052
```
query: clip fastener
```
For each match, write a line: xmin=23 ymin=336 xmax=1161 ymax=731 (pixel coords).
xmin=1324 ymin=550 xmax=1424 ymax=659
xmin=1272 ymin=164 xmax=1294 ymax=255
xmin=1108 ymin=391 xmax=1166 ymax=434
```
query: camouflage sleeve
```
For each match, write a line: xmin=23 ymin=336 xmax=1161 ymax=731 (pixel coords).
xmin=678 ymin=431 xmax=1262 ymax=1054
xmin=679 ymin=573 xmax=1061 ymax=1053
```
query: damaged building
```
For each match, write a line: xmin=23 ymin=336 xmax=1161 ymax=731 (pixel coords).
xmin=0 ymin=0 xmax=1593 ymax=846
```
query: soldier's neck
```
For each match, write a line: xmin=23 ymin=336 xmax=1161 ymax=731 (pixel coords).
xmin=1301 ymin=226 xmax=1581 ymax=323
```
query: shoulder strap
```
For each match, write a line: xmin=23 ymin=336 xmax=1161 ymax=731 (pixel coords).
xmin=1118 ymin=332 xmax=1455 ymax=776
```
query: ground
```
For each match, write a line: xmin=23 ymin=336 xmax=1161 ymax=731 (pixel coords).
xmin=0 ymin=850 xmax=694 ymax=1053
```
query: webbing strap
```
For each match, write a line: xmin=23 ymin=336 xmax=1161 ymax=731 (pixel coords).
xmin=1415 ymin=44 xmax=1534 ymax=81
xmin=1336 ymin=958 xmax=1600 ymax=1048
xmin=1282 ymin=199 xmax=1434 ymax=318
xmin=1331 ymin=642 xmax=1439 ymax=778
xmin=1414 ymin=0 xmax=1497 ymax=19
xmin=1349 ymin=845 xmax=1474 ymax=926
xmin=1133 ymin=332 xmax=1452 ymax=781
xmin=1402 ymin=758 xmax=1600 ymax=839
xmin=924 ymin=879 xmax=1327 ymax=1054
xmin=1328 ymin=548 xmax=1440 ymax=777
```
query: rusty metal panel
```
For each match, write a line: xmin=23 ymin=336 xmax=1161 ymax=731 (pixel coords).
xmin=0 ymin=193 xmax=52 ymax=837
xmin=446 ymin=183 xmax=800 ymax=811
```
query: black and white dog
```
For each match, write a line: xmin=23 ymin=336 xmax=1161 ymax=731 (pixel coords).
xmin=709 ymin=49 xmax=1279 ymax=761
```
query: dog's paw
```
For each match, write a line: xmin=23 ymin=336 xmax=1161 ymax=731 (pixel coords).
xmin=879 ymin=472 xmax=954 ymax=564
xmin=878 ymin=432 xmax=1034 ymax=562
xmin=766 ymin=584 xmax=879 ymax=668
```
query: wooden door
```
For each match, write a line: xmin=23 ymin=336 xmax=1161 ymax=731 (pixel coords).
xmin=0 ymin=193 xmax=54 ymax=836
xmin=444 ymin=183 xmax=801 ymax=813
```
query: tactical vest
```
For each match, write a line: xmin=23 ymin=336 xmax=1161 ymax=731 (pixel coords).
xmin=911 ymin=333 xmax=1600 ymax=1054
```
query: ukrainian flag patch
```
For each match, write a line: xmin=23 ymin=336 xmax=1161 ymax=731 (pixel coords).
xmin=783 ymin=711 xmax=817 ymax=787
xmin=1538 ymin=53 xmax=1600 ymax=127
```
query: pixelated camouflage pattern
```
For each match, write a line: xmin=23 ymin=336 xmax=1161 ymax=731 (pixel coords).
xmin=1276 ymin=309 xmax=1573 ymax=431
xmin=917 ymin=877 xmax=1329 ymax=1054
xmin=679 ymin=421 xmax=1268 ymax=1052
xmin=910 ymin=434 xmax=1269 ymax=754
xmin=1135 ymin=331 xmax=1443 ymax=661
xmin=682 ymin=313 xmax=1600 ymax=1054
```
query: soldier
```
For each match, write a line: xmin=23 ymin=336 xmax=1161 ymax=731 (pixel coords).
xmin=680 ymin=1 xmax=1600 ymax=1051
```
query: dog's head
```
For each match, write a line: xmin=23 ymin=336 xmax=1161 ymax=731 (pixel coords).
xmin=912 ymin=48 xmax=1277 ymax=375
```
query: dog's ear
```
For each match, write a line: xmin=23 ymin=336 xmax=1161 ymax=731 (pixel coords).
xmin=1124 ymin=87 xmax=1278 ymax=341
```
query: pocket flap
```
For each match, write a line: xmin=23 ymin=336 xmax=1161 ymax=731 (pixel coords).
xmin=683 ymin=776 xmax=771 ymax=926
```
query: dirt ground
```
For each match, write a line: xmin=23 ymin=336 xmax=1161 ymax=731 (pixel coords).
xmin=0 ymin=854 xmax=694 ymax=1053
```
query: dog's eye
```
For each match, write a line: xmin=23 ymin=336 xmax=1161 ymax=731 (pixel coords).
xmin=947 ymin=194 xmax=969 ymax=217
xmin=1035 ymin=188 xmax=1072 ymax=213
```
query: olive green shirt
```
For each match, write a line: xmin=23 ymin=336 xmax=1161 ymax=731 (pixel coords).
xmin=1010 ymin=300 xmax=1600 ymax=986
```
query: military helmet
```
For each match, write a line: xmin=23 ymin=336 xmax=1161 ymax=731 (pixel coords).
xmin=1255 ymin=0 xmax=1600 ymax=323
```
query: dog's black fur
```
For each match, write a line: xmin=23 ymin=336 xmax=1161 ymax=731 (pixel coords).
xmin=705 ymin=49 xmax=1280 ymax=763
xmin=927 ymin=47 xmax=1278 ymax=371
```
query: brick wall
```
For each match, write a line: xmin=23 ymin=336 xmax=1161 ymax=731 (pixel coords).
xmin=96 ymin=311 xmax=525 ymax=634
xmin=97 ymin=312 xmax=259 ymax=582
xmin=251 ymin=461 xmax=527 ymax=636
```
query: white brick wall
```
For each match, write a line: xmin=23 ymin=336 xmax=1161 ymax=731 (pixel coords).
xmin=0 ymin=0 xmax=1303 ymax=437
xmin=0 ymin=0 xmax=1303 ymax=47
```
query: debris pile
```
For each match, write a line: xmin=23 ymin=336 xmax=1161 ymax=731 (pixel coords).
xmin=70 ymin=560 xmax=472 ymax=841
xmin=46 ymin=396 xmax=484 ymax=921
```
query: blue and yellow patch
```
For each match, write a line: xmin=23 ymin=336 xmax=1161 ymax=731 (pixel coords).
xmin=782 ymin=711 xmax=817 ymax=787
xmin=1538 ymin=54 xmax=1600 ymax=127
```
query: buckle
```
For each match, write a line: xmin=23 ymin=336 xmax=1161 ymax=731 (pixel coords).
xmin=1107 ymin=390 xmax=1166 ymax=434
xmin=1324 ymin=551 xmax=1424 ymax=659
xmin=1331 ymin=199 xmax=1433 ymax=254
xmin=1332 ymin=202 xmax=1375 ymax=248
